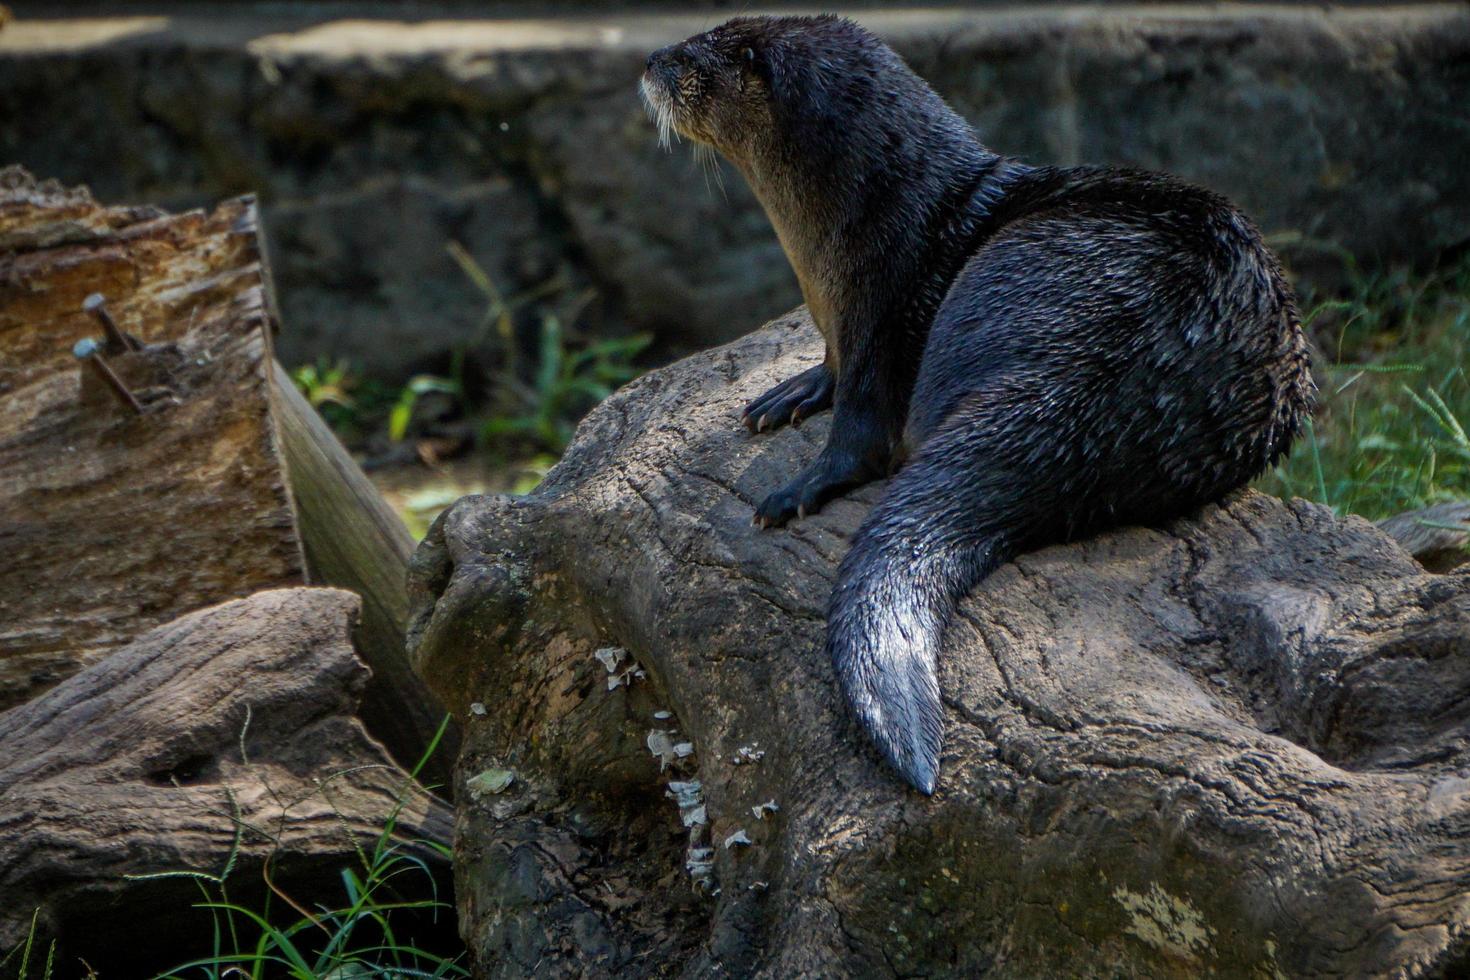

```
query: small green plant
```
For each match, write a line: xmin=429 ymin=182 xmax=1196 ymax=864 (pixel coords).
xmin=448 ymin=241 xmax=650 ymax=455
xmin=290 ymin=358 xmax=360 ymax=429
xmin=389 ymin=372 xmax=465 ymax=444
xmin=142 ymin=715 xmax=465 ymax=980
xmin=290 ymin=358 xmax=408 ymax=441
xmin=478 ymin=313 xmax=651 ymax=453
xmin=291 ymin=245 xmax=648 ymax=464
xmin=1260 ymin=254 xmax=1470 ymax=519
xmin=0 ymin=910 xmax=57 ymax=980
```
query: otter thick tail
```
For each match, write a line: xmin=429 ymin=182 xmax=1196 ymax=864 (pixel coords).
xmin=823 ymin=192 xmax=1311 ymax=793
xmin=826 ymin=435 xmax=1018 ymax=795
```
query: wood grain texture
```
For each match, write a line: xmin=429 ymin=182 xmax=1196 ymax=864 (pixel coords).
xmin=0 ymin=166 xmax=303 ymax=708
xmin=0 ymin=167 xmax=448 ymax=782
xmin=270 ymin=359 xmax=456 ymax=790
xmin=0 ymin=587 xmax=452 ymax=975
xmin=408 ymin=310 xmax=1470 ymax=978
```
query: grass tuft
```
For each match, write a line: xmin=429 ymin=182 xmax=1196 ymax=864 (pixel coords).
xmin=0 ymin=909 xmax=58 ymax=980
xmin=139 ymin=715 xmax=466 ymax=980
xmin=1259 ymin=254 xmax=1470 ymax=520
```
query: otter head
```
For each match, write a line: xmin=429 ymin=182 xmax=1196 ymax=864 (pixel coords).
xmin=641 ymin=15 xmax=906 ymax=167
xmin=641 ymin=19 xmax=776 ymax=156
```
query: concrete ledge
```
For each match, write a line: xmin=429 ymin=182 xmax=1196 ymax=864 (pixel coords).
xmin=4 ymin=5 xmax=1466 ymax=374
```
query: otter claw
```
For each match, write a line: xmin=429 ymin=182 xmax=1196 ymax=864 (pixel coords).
xmin=742 ymin=364 xmax=835 ymax=435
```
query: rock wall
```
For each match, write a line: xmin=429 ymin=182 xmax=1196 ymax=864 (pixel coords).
xmin=3 ymin=4 xmax=1467 ymax=377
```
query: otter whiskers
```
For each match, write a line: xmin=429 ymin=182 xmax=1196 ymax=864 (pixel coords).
xmin=692 ymin=142 xmax=727 ymax=199
xmin=639 ymin=76 xmax=678 ymax=150
xmin=640 ymin=72 xmax=723 ymax=197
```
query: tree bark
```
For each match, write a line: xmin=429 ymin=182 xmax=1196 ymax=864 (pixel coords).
xmin=408 ymin=310 xmax=1470 ymax=978
xmin=0 ymin=587 xmax=453 ymax=976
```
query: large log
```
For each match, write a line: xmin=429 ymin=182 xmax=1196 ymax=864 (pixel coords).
xmin=0 ymin=587 xmax=453 ymax=977
xmin=408 ymin=311 xmax=1470 ymax=978
xmin=0 ymin=166 xmax=303 ymax=708
xmin=0 ymin=166 xmax=452 ymax=784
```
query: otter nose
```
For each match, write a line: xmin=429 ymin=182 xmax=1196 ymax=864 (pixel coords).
xmin=646 ymin=45 xmax=675 ymax=71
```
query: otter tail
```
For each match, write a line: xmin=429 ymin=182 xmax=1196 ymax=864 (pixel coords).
xmin=826 ymin=438 xmax=1017 ymax=794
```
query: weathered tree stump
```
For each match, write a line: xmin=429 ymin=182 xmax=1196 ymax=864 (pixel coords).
xmin=0 ymin=166 xmax=451 ymax=784
xmin=408 ymin=311 xmax=1470 ymax=978
xmin=0 ymin=587 xmax=453 ymax=976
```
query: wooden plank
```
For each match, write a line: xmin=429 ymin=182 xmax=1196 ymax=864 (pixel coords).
xmin=270 ymin=359 xmax=455 ymax=786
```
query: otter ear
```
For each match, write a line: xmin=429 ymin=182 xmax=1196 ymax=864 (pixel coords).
xmin=743 ymin=43 xmax=780 ymax=94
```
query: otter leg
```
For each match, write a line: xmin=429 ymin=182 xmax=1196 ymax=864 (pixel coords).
xmin=752 ymin=444 xmax=875 ymax=527
xmin=755 ymin=323 xmax=909 ymax=526
xmin=753 ymin=395 xmax=894 ymax=527
xmin=743 ymin=363 xmax=834 ymax=433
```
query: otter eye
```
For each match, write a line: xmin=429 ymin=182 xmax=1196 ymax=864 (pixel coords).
xmin=741 ymin=46 xmax=756 ymax=65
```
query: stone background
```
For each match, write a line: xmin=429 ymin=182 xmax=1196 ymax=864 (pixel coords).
xmin=3 ymin=4 xmax=1468 ymax=377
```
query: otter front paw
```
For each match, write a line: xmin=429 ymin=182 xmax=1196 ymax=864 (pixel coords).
xmin=743 ymin=364 xmax=834 ymax=433
xmin=754 ymin=450 xmax=874 ymax=528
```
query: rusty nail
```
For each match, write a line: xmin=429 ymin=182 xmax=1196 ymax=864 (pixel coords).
xmin=73 ymin=338 xmax=144 ymax=414
xmin=82 ymin=293 xmax=142 ymax=353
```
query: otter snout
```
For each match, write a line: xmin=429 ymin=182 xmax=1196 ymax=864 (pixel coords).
xmin=640 ymin=44 xmax=684 ymax=148
xmin=641 ymin=25 xmax=768 ymax=153
xmin=642 ymin=43 xmax=688 ymax=93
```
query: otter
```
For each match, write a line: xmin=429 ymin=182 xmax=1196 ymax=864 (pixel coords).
xmin=642 ymin=15 xmax=1313 ymax=794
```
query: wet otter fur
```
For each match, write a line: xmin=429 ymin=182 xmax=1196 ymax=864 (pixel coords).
xmin=642 ymin=15 xmax=1313 ymax=794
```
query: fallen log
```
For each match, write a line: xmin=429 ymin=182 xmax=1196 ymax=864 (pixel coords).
xmin=0 ymin=166 xmax=451 ymax=784
xmin=1381 ymin=501 xmax=1470 ymax=573
xmin=0 ymin=587 xmax=453 ymax=977
xmin=0 ymin=167 xmax=303 ymax=708
xmin=408 ymin=310 xmax=1470 ymax=978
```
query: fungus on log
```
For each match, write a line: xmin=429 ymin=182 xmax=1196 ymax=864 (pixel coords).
xmin=408 ymin=311 xmax=1470 ymax=978
xmin=0 ymin=166 xmax=450 ymax=783
xmin=0 ymin=588 xmax=453 ymax=977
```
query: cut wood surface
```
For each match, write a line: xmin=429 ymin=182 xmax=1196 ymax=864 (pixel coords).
xmin=0 ymin=167 xmax=451 ymax=783
xmin=408 ymin=311 xmax=1470 ymax=978
xmin=0 ymin=587 xmax=453 ymax=975
xmin=0 ymin=166 xmax=303 ymax=709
